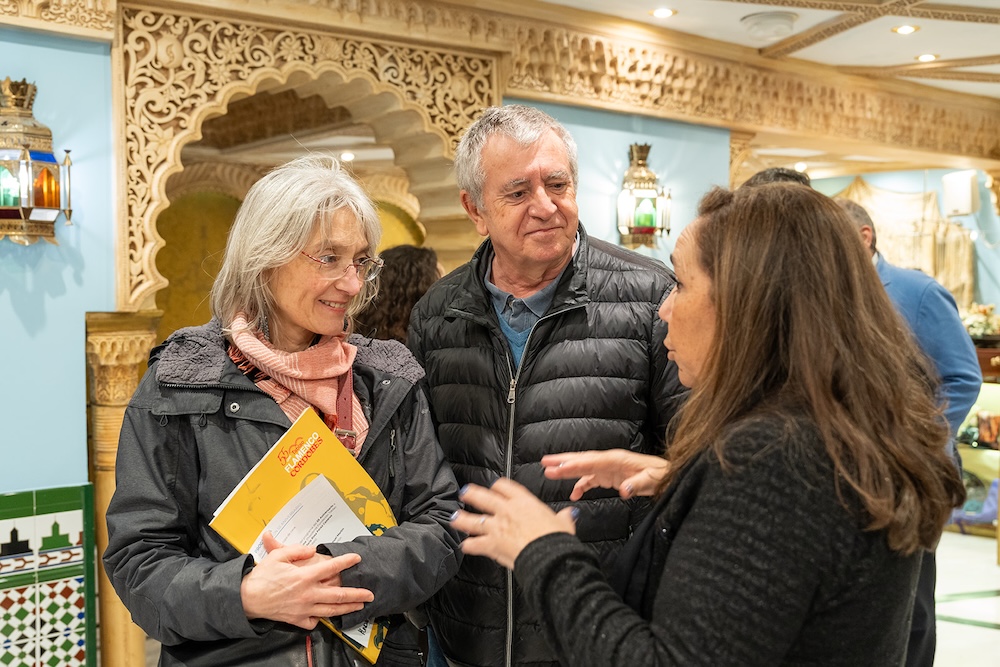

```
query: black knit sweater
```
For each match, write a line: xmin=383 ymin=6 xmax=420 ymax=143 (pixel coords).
xmin=514 ymin=416 xmax=920 ymax=667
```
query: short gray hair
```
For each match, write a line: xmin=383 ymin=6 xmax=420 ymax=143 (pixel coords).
xmin=210 ymin=154 xmax=382 ymax=333
xmin=455 ymin=104 xmax=578 ymax=209
xmin=835 ymin=198 xmax=878 ymax=251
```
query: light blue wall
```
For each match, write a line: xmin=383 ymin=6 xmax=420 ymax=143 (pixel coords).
xmin=814 ymin=169 xmax=1000 ymax=306
xmin=505 ymin=98 xmax=731 ymax=267
xmin=0 ymin=28 xmax=114 ymax=493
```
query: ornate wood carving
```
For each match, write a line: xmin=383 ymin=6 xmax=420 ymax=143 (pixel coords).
xmin=0 ymin=0 xmax=115 ymax=37
xmin=729 ymin=131 xmax=756 ymax=189
xmin=198 ymin=90 xmax=353 ymax=149
xmin=117 ymin=5 xmax=496 ymax=311
xmin=86 ymin=331 xmax=158 ymax=405
xmin=166 ymin=161 xmax=267 ymax=201
xmin=499 ymin=26 xmax=1000 ymax=163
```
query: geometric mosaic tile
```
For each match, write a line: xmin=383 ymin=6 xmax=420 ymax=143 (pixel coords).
xmin=39 ymin=625 xmax=86 ymax=667
xmin=0 ymin=484 xmax=95 ymax=667
xmin=0 ymin=635 xmax=36 ymax=667
xmin=37 ymin=577 xmax=85 ymax=638
xmin=0 ymin=583 xmax=37 ymax=644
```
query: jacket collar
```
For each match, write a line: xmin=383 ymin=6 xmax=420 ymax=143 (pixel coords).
xmin=153 ymin=319 xmax=244 ymax=388
xmin=450 ymin=223 xmax=592 ymax=319
xmin=874 ymin=252 xmax=891 ymax=287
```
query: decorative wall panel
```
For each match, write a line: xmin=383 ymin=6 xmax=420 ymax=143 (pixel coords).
xmin=118 ymin=5 xmax=497 ymax=311
xmin=0 ymin=0 xmax=114 ymax=38
xmin=0 ymin=485 xmax=96 ymax=667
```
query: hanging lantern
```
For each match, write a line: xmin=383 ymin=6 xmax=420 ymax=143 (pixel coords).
xmin=617 ymin=143 xmax=670 ymax=249
xmin=0 ymin=77 xmax=72 ymax=245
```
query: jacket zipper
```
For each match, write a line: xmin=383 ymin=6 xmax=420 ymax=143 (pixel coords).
xmin=388 ymin=428 xmax=397 ymax=478
xmin=504 ymin=349 xmax=517 ymax=667
xmin=452 ymin=299 xmax=585 ymax=667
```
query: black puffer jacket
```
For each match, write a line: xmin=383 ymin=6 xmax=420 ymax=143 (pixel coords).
xmin=104 ymin=320 xmax=463 ymax=667
xmin=408 ymin=225 xmax=685 ymax=667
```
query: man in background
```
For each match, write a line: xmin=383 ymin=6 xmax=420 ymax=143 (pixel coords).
xmin=409 ymin=104 xmax=685 ymax=667
xmin=836 ymin=197 xmax=981 ymax=667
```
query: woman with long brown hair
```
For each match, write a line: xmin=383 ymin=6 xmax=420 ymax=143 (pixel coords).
xmin=449 ymin=183 xmax=965 ymax=666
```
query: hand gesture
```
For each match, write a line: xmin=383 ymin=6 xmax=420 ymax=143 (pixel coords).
xmin=240 ymin=532 xmax=374 ymax=629
xmin=541 ymin=449 xmax=668 ymax=500
xmin=452 ymin=479 xmax=577 ymax=570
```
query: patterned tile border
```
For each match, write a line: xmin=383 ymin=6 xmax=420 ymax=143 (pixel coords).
xmin=0 ymin=485 xmax=96 ymax=667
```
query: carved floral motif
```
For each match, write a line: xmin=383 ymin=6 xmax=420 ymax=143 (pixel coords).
xmin=0 ymin=0 xmax=114 ymax=33
xmin=39 ymin=0 xmax=115 ymax=32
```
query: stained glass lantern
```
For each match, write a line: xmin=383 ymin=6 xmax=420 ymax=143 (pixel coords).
xmin=0 ymin=77 xmax=72 ymax=245
xmin=617 ymin=144 xmax=670 ymax=249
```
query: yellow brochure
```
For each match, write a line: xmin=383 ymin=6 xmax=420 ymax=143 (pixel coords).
xmin=210 ymin=408 xmax=397 ymax=664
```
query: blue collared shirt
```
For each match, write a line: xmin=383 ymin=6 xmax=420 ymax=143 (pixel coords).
xmin=483 ymin=238 xmax=577 ymax=367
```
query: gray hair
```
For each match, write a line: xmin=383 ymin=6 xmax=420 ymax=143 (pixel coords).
xmin=210 ymin=154 xmax=382 ymax=334
xmin=835 ymin=198 xmax=878 ymax=252
xmin=455 ymin=104 xmax=578 ymax=209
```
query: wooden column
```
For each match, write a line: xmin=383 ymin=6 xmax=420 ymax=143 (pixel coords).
xmin=86 ymin=311 xmax=161 ymax=667
xmin=729 ymin=131 xmax=756 ymax=190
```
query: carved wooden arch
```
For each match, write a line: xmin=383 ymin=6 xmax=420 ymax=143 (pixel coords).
xmin=165 ymin=162 xmax=265 ymax=201
xmin=118 ymin=5 xmax=497 ymax=311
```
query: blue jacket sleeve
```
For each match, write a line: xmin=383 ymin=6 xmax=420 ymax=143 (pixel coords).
xmin=911 ymin=281 xmax=981 ymax=436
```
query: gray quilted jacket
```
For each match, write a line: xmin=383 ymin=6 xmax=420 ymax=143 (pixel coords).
xmin=104 ymin=320 xmax=462 ymax=666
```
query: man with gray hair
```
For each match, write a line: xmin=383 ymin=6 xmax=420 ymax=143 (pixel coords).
xmin=409 ymin=104 xmax=684 ymax=667
xmin=836 ymin=197 xmax=981 ymax=667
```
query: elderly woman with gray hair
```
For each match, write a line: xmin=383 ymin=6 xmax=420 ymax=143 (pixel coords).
xmin=104 ymin=155 xmax=462 ymax=666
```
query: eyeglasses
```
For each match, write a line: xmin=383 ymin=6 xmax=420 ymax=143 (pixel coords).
xmin=300 ymin=251 xmax=384 ymax=282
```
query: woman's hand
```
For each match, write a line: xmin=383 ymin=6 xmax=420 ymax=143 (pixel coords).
xmin=542 ymin=450 xmax=668 ymax=500
xmin=453 ymin=479 xmax=577 ymax=570
xmin=240 ymin=532 xmax=374 ymax=629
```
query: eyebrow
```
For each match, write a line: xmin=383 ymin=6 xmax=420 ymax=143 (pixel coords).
xmin=499 ymin=178 xmax=530 ymax=193
xmin=545 ymin=170 xmax=571 ymax=181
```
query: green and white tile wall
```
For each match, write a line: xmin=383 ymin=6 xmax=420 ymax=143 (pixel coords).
xmin=0 ymin=485 xmax=96 ymax=667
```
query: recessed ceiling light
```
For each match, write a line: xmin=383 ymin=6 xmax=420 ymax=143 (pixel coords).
xmin=340 ymin=151 xmax=356 ymax=162
xmin=892 ymin=25 xmax=919 ymax=35
xmin=651 ymin=8 xmax=676 ymax=19
xmin=794 ymin=162 xmax=808 ymax=172
xmin=916 ymin=54 xmax=938 ymax=62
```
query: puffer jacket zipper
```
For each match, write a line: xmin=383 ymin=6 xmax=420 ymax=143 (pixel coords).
xmin=501 ymin=301 xmax=584 ymax=667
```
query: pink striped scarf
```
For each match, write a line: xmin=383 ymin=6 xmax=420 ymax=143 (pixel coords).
xmin=227 ymin=313 xmax=369 ymax=456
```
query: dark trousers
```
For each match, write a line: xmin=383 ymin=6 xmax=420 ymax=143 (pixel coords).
xmin=905 ymin=550 xmax=937 ymax=667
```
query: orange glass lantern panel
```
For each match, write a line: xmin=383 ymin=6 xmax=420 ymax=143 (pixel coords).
xmin=33 ymin=167 xmax=60 ymax=208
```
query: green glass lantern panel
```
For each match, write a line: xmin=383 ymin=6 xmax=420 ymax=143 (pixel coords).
xmin=0 ymin=166 xmax=18 ymax=206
